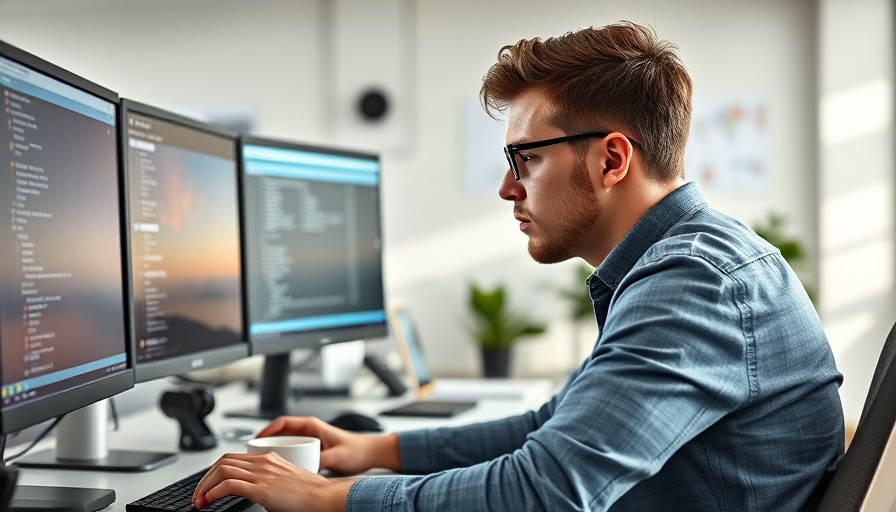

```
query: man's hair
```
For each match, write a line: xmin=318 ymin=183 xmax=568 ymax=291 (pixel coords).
xmin=480 ymin=21 xmax=692 ymax=181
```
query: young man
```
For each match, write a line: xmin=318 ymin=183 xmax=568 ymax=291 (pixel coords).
xmin=193 ymin=21 xmax=843 ymax=512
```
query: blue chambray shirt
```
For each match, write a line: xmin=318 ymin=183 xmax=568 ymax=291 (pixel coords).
xmin=347 ymin=183 xmax=844 ymax=511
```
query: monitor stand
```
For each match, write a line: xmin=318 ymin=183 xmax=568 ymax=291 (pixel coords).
xmin=9 ymin=485 xmax=115 ymax=512
xmin=13 ymin=399 xmax=177 ymax=472
xmin=225 ymin=353 xmax=354 ymax=422
xmin=2 ymin=442 xmax=114 ymax=512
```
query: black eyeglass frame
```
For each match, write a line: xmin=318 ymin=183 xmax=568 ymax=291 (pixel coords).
xmin=504 ymin=131 xmax=640 ymax=180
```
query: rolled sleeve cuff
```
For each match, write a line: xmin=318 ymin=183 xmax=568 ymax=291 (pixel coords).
xmin=346 ymin=477 xmax=404 ymax=512
xmin=397 ymin=429 xmax=437 ymax=473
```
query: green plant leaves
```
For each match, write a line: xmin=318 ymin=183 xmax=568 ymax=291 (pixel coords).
xmin=468 ymin=282 xmax=546 ymax=349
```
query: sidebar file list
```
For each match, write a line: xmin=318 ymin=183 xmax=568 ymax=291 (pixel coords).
xmin=127 ymin=117 xmax=170 ymax=358
xmin=4 ymin=85 xmax=63 ymax=395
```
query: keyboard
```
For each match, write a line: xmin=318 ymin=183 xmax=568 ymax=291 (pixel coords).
xmin=126 ymin=467 xmax=255 ymax=512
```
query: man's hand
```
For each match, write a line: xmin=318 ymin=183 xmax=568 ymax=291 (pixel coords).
xmin=256 ymin=416 xmax=401 ymax=475
xmin=191 ymin=451 xmax=353 ymax=512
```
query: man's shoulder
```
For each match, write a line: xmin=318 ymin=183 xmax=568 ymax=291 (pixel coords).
xmin=641 ymin=207 xmax=779 ymax=276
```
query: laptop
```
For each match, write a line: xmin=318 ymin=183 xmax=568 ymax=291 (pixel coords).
xmin=378 ymin=306 xmax=478 ymax=418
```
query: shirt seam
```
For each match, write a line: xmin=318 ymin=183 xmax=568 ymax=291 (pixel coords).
xmin=732 ymin=273 xmax=759 ymax=399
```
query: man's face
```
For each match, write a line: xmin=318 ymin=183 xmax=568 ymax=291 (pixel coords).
xmin=498 ymin=90 xmax=602 ymax=264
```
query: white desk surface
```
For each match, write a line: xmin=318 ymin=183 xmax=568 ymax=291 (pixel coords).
xmin=14 ymin=377 xmax=555 ymax=511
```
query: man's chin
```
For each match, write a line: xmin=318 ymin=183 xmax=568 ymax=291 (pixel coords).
xmin=527 ymin=241 xmax=573 ymax=265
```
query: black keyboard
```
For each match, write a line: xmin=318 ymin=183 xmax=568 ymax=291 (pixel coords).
xmin=126 ymin=467 xmax=255 ymax=512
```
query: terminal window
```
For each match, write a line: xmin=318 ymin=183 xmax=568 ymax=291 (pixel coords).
xmin=242 ymin=144 xmax=385 ymax=339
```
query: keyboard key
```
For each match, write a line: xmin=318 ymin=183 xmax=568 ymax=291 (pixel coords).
xmin=126 ymin=467 xmax=254 ymax=512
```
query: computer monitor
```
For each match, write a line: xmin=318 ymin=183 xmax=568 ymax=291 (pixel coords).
xmin=229 ymin=135 xmax=387 ymax=419
xmin=0 ymin=39 xmax=132 ymax=510
xmin=121 ymin=99 xmax=247 ymax=383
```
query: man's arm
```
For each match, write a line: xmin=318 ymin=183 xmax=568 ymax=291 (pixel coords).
xmin=396 ymin=376 xmax=576 ymax=473
xmin=343 ymin=254 xmax=750 ymax=511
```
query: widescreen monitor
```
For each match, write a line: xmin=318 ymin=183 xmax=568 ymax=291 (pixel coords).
xmin=231 ymin=135 xmax=387 ymax=419
xmin=0 ymin=39 xmax=133 ymax=511
xmin=121 ymin=99 xmax=247 ymax=384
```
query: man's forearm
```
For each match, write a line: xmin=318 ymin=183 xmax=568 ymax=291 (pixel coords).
xmin=369 ymin=433 xmax=402 ymax=472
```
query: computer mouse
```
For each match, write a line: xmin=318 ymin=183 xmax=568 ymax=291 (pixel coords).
xmin=328 ymin=412 xmax=385 ymax=432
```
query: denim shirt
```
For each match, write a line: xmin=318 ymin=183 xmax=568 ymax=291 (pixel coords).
xmin=346 ymin=182 xmax=844 ymax=511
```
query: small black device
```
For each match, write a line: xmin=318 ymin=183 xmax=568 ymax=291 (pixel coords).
xmin=363 ymin=355 xmax=408 ymax=396
xmin=126 ymin=466 xmax=253 ymax=512
xmin=328 ymin=412 xmax=385 ymax=432
xmin=380 ymin=400 xmax=477 ymax=418
xmin=160 ymin=388 xmax=217 ymax=451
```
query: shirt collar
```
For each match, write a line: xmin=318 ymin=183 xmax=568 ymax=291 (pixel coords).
xmin=589 ymin=182 xmax=707 ymax=292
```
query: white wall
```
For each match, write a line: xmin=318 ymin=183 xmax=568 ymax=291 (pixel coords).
xmin=818 ymin=0 xmax=896 ymax=426
xmin=3 ymin=0 xmax=889 ymax=426
xmin=0 ymin=0 xmax=328 ymax=141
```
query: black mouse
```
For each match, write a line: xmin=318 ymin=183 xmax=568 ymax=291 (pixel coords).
xmin=328 ymin=412 xmax=385 ymax=432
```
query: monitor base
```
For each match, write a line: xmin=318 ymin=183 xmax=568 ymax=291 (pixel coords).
xmin=10 ymin=485 xmax=114 ymax=512
xmin=13 ymin=448 xmax=176 ymax=472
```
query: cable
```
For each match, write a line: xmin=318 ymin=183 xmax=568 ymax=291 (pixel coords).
xmin=109 ymin=397 xmax=120 ymax=432
xmin=290 ymin=350 xmax=321 ymax=372
xmin=3 ymin=415 xmax=65 ymax=464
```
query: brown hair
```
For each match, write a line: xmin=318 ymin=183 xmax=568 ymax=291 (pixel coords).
xmin=480 ymin=21 xmax=692 ymax=181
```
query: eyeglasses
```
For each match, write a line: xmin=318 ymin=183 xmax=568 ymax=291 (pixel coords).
xmin=503 ymin=131 xmax=640 ymax=180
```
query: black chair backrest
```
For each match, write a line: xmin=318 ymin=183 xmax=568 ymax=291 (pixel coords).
xmin=816 ymin=321 xmax=896 ymax=511
xmin=0 ymin=465 xmax=18 ymax=509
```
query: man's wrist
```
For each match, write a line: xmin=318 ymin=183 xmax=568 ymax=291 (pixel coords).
xmin=371 ymin=433 xmax=402 ymax=471
xmin=325 ymin=479 xmax=355 ymax=512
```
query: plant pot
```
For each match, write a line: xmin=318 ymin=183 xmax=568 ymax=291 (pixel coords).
xmin=481 ymin=347 xmax=511 ymax=378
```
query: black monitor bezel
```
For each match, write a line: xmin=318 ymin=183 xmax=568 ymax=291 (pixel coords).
xmin=0 ymin=39 xmax=135 ymax=435
xmin=120 ymin=99 xmax=249 ymax=383
xmin=238 ymin=134 xmax=389 ymax=357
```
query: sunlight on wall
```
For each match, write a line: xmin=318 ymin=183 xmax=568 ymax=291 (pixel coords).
xmin=818 ymin=79 xmax=895 ymax=424
xmin=819 ymin=183 xmax=895 ymax=317
xmin=820 ymin=79 xmax=892 ymax=146
xmin=825 ymin=312 xmax=877 ymax=361
xmin=820 ymin=185 xmax=892 ymax=253
xmin=821 ymin=238 xmax=894 ymax=315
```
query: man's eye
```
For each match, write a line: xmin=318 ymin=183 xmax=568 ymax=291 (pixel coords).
xmin=519 ymin=153 xmax=534 ymax=163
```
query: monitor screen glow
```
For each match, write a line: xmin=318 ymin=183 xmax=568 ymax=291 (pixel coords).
xmin=123 ymin=100 xmax=247 ymax=382
xmin=241 ymin=138 xmax=387 ymax=354
xmin=0 ymin=40 xmax=132 ymax=435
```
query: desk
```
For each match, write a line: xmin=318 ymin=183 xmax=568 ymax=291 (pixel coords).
xmin=14 ymin=377 xmax=555 ymax=511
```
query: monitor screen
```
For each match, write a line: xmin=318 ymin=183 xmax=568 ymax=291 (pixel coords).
xmin=229 ymin=136 xmax=387 ymax=420
xmin=390 ymin=306 xmax=432 ymax=389
xmin=0 ymin=40 xmax=132 ymax=435
xmin=122 ymin=100 xmax=247 ymax=382
xmin=241 ymin=136 xmax=387 ymax=355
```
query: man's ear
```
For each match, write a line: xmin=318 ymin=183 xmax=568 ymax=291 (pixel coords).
xmin=600 ymin=133 xmax=634 ymax=189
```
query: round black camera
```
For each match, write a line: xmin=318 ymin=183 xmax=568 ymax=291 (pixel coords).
xmin=357 ymin=88 xmax=389 ymax=122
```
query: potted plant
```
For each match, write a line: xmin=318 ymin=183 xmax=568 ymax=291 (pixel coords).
xmin=467 ymin=282 xmax=546 ymax=378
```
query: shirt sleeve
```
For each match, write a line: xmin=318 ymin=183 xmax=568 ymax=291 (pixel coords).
xmin=395 ymin=373 xmax=582 ymax=473
xmin=346 ymin=253 xmax=752 ymax=512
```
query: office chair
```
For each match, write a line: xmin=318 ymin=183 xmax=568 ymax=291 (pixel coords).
xmin=0 ymin=465 xmax=18 ymax=509
xmin=815 ymin=320 xmax=896 ymax=511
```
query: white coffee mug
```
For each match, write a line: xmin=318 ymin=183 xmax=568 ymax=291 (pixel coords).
xmin=247 ymin=436 xmax=321 ymax=473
